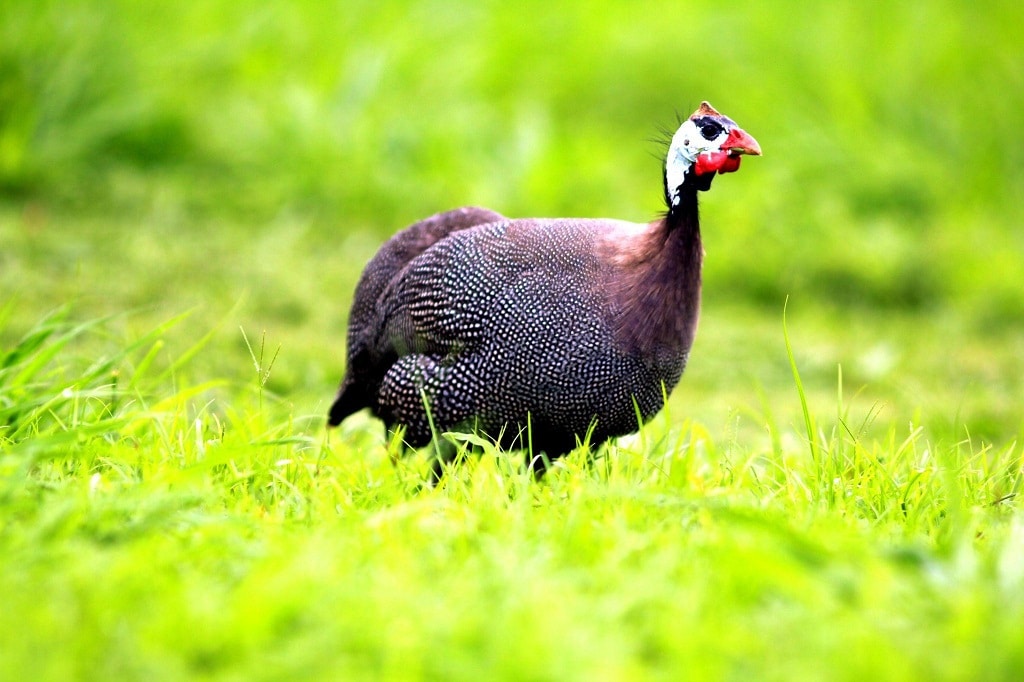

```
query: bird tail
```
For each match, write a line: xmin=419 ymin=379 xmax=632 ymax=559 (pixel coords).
xmin=327 ymin=378 xmax=368 ymax=427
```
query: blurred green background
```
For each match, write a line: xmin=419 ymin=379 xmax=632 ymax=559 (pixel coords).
xmin=1 ymin=0 xmax=1022 ymax=445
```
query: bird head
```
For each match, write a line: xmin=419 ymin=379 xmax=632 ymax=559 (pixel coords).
xmin=665 ymin=101 xmax=761 ymax=205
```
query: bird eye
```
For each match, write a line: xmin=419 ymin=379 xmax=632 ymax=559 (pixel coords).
xmin=699 ymin=123 xmax=723 ymax=141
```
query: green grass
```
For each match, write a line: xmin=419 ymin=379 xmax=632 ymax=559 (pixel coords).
xmin=1 ymin=311 xmax=1022 ymax=680
xmin=2 ymin=0 xmax=1023 ymax=679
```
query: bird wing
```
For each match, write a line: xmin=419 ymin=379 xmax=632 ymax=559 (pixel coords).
xmin=329 ymin=207 xmax=505 ymax=425
xmin=343 ymin=219 xmax=529 ymax=434
xmin=359 ymin=218 xmax=620 ymax=442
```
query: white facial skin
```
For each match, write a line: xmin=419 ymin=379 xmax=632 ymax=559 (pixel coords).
xmin=665 ymin=119 xmax=730 ymax=206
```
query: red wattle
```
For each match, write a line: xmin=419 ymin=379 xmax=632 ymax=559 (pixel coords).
xmin=694 ymin=152 xmax=742 ymax=176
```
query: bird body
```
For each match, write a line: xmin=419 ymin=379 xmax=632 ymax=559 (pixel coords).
xmin=329 ymin=102 xmax=760 ymax=468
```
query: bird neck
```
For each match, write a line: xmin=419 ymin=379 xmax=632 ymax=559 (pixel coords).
xmin=665 ymin=183 xmax=702 ymax=240
xmin=610 ymin=187 xmax=703 ymax=361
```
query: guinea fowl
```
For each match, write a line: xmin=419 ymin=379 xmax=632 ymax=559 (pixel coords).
xmin=329 ymin=101 xmax=760 ymax=472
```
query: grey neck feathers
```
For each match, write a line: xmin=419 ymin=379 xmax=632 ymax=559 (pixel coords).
xmin=611 ymin=188 xmax=703 ymax=361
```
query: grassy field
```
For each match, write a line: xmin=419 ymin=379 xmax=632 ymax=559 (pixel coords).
xmin=2 ymin=0 xmax=1023 ymax=679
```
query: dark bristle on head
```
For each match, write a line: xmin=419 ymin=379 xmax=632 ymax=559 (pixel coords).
xmin=648 ymin=125 xmax=676 ymax=162
xmin=328 ymin=104 xmax=758 ymax=477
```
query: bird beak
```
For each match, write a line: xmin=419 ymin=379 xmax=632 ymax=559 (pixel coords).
xmin=723 ymin=127 xmax=762 ymax=157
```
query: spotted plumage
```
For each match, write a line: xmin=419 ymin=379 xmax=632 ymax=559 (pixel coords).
xmin=329 ymin=102 xmax=760 ymax=470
